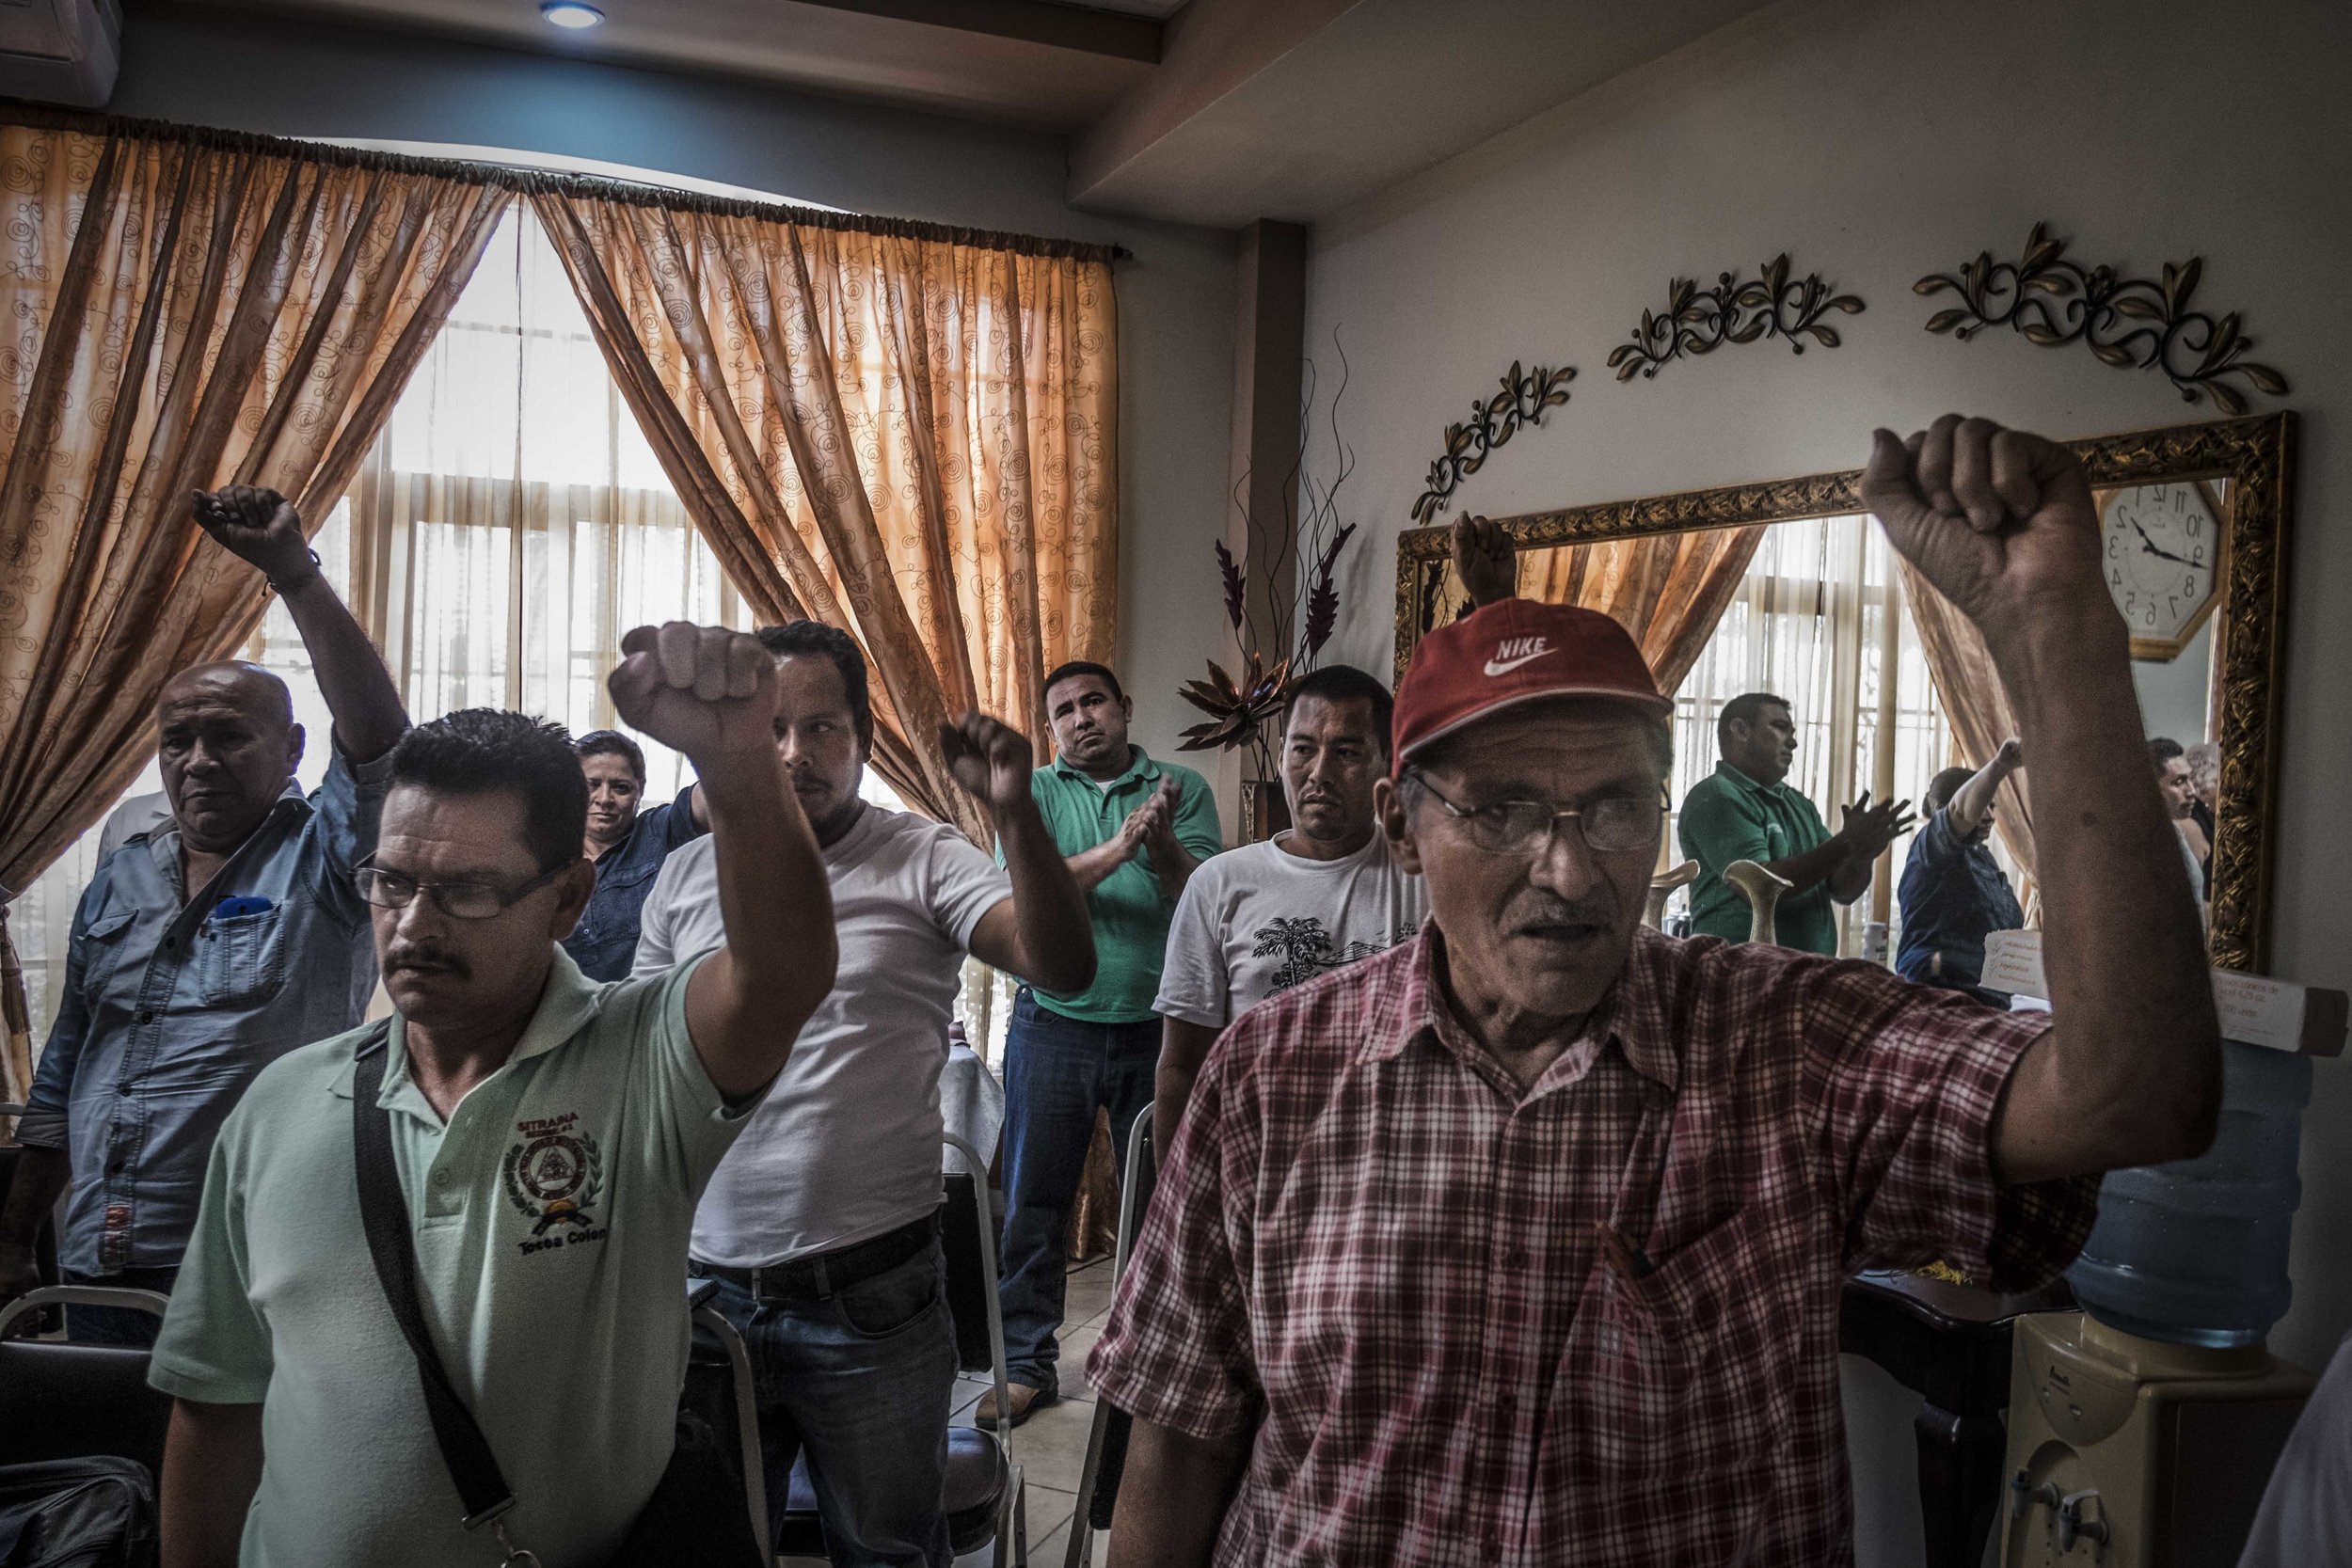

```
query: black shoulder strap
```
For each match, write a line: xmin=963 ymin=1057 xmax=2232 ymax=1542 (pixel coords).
xmin=351 ymin=1025 xmax=518 ymax=1528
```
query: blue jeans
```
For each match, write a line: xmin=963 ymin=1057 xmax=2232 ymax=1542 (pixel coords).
xmin=62 ymin=1265 xmax=175 ymax=1346
xmin=997 ymin=990 xmax=1156 ymax=1390
xmin=693 ymin=1244 xmax=958 ymax=1568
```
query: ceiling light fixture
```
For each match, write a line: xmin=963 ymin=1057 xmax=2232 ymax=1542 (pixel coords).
xmin=540 ymin=2 xmax=605 ymax=28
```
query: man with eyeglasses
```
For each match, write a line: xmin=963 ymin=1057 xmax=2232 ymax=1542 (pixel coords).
xmin=146 ymin=626 xmax=838 ymax=1568
xmin=1091 ymin=417 xmax=2222 ymax=1567
xmin=3 ymin=487 xmax=408 ymax=1345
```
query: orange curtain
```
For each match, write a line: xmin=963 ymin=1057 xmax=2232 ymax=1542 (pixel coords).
xmin=1523 ymin=525 xmax=1769 ymax=691
xmin=530 ymin=191 xmax=1119 ymax=847
xmin=0 ymin=117 xmax=506 ymax=1105
xmin=1897 ymin=560 xmax=2037 ymax=898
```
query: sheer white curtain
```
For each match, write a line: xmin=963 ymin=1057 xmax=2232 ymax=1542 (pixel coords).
xmin=1667 ymin=515 xmax=1983 ymax=957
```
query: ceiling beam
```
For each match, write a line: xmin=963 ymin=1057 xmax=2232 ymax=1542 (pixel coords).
xmin=790 ymin=0 xmax=1160 ymax=63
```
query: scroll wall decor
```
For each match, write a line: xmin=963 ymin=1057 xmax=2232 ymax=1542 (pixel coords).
xmin=1407 ymin=360 xmax=1576 ymax=525
xmin=1915 ymin=223 xmax=2289 ymax=415
xmin=1607 ymin=253 xmax=1865 ymax=381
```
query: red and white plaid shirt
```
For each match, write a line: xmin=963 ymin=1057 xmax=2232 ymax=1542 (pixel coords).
xmin=1089 ymin=925 xmax=2097 ymax=1566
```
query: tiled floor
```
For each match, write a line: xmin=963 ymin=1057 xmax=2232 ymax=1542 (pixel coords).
xmin=778 ymin=1253 xmax=1120 ymax=1568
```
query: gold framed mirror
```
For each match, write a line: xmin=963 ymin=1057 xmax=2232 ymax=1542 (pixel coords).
xmin=1393 ymin=413 xmax=2295 ymax=971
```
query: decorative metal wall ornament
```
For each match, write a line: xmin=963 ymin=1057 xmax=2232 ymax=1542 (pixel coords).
xmin=1406 ymin=360 xmax=1575 ymax=525
xmin=1915 ymin=223 xmax=2289 ymax=416
xmin=1607 ymin=254 xmax=1864 ymax=381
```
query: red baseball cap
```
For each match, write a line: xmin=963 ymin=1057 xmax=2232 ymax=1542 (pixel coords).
xmin=1392 ymin=598 xmax=1669 ymax=768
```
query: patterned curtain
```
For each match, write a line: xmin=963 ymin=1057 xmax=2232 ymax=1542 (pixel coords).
xmin=0 ymin=115 xmax=506 ymax=1106
xmin=1522 ymin=524 xmax=1769 ymax=691
xmin=530 ymin=190 xmax=1120 ymax=848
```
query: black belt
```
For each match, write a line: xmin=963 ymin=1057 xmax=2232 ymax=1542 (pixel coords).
xmin=691 ymin=1212 xmax=938 ymax=1303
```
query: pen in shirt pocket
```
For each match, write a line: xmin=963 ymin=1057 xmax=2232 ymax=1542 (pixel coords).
xmin=212 ymin=895 xmax=275 ymax=919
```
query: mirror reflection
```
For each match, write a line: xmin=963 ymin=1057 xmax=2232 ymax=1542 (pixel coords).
xmin=1421 ymin=477 xmax=2231 ymax=974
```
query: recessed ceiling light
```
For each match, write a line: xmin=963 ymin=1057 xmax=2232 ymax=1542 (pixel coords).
xmin=541 ymin=2 xmax=604 ymax=28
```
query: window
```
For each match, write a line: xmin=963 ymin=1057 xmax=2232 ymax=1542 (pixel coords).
xmin=1666 ymin=514 xmax=2008 ymax=957
xmin=11 ymin=202 xmax=917 ymax=1052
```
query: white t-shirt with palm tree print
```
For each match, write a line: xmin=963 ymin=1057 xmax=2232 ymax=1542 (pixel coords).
xmin=1155 ymin=831 xmax=1426 ymax=1030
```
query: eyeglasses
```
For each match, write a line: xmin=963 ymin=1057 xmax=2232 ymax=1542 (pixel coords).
xmin=354 ymin=855 xmax=577 ymax=920
xmin=1407 ymin=771 xmax=1664 ymax=856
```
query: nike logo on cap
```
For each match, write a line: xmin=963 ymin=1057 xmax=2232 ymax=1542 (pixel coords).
xmin=1483 ymin=636 xmax=1552 ymax=677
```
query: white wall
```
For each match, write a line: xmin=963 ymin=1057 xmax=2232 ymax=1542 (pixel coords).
xmin=1300 ymin=0 xmax=2352 ymax=1559
xmin=105 ymin=4 xmax=1239 ymax=773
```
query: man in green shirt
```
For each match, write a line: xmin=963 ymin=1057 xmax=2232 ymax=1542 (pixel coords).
xmin=148 ymin=624 xmax=839 ymax=1568
xmin=987 ymin=659 xmax=1221 ymax=1425
xmin=1678 ymin=691 xmax=1912 ymax=954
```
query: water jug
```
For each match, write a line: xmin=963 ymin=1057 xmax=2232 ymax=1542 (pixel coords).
xmin=2065 ymin=1039 xmax=2312 ymax=1348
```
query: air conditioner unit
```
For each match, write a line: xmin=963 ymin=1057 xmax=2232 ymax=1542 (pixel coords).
xmin=0 ymin=0 xmax=120 ymax=109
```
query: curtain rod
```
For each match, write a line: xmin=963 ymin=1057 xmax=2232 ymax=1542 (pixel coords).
xmin=0 ymin=101 xmax=1131 ymax=264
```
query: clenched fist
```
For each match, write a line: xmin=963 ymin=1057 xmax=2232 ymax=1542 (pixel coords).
xmin=1451 ymin=514 xmax=1518 ymax=609
xmin=608 ymin=623 xmax=776 ymax=763
xmin=940 ymin=712 xmax=1037 ymax=813
xmin=194 ymin=484 xmax=315 ymax=588
xmin=1858 ymin=415 xmax=2112 ymax=644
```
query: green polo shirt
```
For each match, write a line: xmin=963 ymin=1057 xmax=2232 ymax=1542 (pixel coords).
xmin=1678 ymin=761 xmax=1841 ymax=955
xmin=150 ymin=949 xmax=756 ymax=1568
xmin=1025 ymin=747 xmax=1223 ymax=1023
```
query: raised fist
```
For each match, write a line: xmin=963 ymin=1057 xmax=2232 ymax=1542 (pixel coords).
xmin=193 ymin=484 xmax=314 ymax=587
xmin=608 ymin=623 xmax=775 ymax=763
xmin=940 ymin=712 xmax=1037 ymax=813
xmin=1857 ymin=415 xmax=2110 ymax=644
xmin=1451 ymin=514 xmax=1518 ymax=609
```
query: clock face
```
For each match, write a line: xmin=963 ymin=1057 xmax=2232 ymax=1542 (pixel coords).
xmin=2102 ymin=482 xmax=2221 ymax=655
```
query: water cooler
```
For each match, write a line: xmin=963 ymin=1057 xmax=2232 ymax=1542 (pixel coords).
xmin=2001 ymin=1041 xmax=2316 ymax=1567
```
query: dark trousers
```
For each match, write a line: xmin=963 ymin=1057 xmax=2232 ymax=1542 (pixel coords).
xmin=61 ymin=1266 xmax=177 ymax=1346
xmin=995 ymin=990 xmax=1156 ymax=1389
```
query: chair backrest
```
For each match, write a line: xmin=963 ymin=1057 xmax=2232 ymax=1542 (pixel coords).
xmin=940 ymin=1167 xmax=996 ymax=1376
xmin=681 ymin=1281 xmax=771 ymax=1565
xmin=1078 ymin=1103 xmax=1158 ymax=1544
xmin=941 ymin=1133 xmax=1020 ymax=1440
xmin=0 ymin=1288 xmax=173 ymax=1479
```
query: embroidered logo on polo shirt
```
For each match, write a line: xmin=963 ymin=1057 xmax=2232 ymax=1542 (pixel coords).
xmin=1482 ymin=635 xmax=1552 ymax=677
xmin=501 ymin=1111 xmax=609 ymax=1255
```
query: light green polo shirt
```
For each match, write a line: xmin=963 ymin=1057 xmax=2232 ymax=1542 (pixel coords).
xmin=1025 ymin=747 xmax=1223 ymax=1023
xmin=1678 ymin=761 xmax=1841 ymax=955
xmin=150 ymin=948 xmax=755 ymax=1568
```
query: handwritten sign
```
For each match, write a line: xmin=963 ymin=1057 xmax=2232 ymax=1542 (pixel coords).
xmin=1980 ymin=931 xmax=2346 ymax=1057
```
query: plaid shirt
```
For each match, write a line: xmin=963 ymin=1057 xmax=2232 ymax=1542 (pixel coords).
xmin=1089 ymin=925 xmax=2097 ymax=1566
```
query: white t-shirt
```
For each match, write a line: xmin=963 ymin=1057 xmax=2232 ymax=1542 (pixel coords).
xmin=1154 ymin=832 xmax=1426 ymax=1029
xmin=633 ymin=804 xmax=1010 ymax=1266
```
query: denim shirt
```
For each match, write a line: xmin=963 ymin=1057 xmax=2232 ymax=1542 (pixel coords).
xmin=560 ymin=784 xmax=705 ymax=982
xmin=1895 ymin=806 xmax=2026 ymax=991
xmin=18 ymin=744 xmax=391 ymax=1275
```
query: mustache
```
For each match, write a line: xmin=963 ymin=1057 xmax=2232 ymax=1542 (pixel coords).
xmin=386 ymin=946 xmax=471 ymax=980
xmin=1509 ymin=895 xmax=1620 ymax=931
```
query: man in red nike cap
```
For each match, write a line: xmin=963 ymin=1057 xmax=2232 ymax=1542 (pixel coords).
xmin=1089 ymin=416 xmax=2219 ymax=1566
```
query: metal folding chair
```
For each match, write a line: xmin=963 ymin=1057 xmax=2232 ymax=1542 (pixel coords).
xmin=943 ymin=1132 xmax=1026 ymax=1568
xmin=684 ymin=1275 xmax=771 ymax=1564
xmin=0 ymin=1286 xmax=173 ymax=1478
xmin=1063 ymin=1101 xmax=1156 ymax=1568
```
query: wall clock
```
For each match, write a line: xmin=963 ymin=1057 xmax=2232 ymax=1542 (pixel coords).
xmin=2101 ymin=480 xmax=2224 ymax=659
